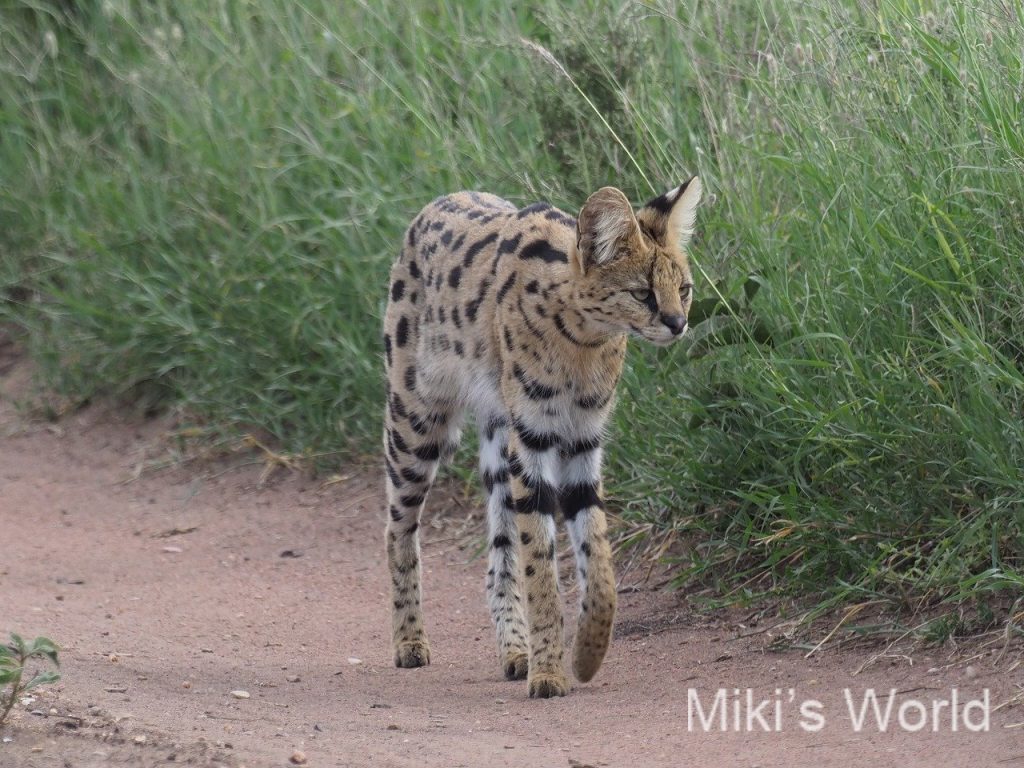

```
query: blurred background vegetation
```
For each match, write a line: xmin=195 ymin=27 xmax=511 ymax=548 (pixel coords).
xmin=2 ymin=0 xmax=1022 ymax=627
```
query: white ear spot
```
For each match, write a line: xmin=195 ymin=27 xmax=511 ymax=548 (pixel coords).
xmin=664 ymin=185 xmax=684 ymax=205
xmin=667 ymin=176 xmax=703 ymax=247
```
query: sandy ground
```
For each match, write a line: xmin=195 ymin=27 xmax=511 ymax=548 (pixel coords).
xmin=1 ymin=341 xmax=1022 ymax=768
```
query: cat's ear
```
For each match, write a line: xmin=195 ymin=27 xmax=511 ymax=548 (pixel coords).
xmin=637 ymin=176 xmax=703 ymax=248
xmin=576 ymin=186 xmax=641 ymax=270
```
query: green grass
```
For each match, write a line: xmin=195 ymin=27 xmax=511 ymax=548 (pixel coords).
xmin=2 ymin=0 xmax=1022 ymax=626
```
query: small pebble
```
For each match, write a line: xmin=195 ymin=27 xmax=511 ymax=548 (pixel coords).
xmin=182 ymin=681 xmax=192 ymax=689
xmin=347 ymin=657 xmax=362 ymax=665
xmin=133 ymin=735 xmax=147 ymax=745
xmin=230 ymin=690 xmax=250 ymax=699
xmin=965 ymin=665 xmax=978 ymax=679
xmin=162 ymin=546 xmax=182 ymax=553
xmin=290 ymin=749 xmax=308 ymax=765
xmin=286 ymin=675 xmax=301 ymax=683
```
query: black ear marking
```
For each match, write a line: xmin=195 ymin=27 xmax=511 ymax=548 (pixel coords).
xmin=643 ymin=176 xmax=695 ymax=214
xmin=639 ymin=175 xmax=702 ymax=247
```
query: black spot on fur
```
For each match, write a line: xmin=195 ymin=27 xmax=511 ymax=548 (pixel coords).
xmin=462 ymin=232 xmax=499 ymax=267
xmin=515 ymin=297 xmax=548 ymax=341
xmin=404 ymin=365 xmax=417 ymax=391
xmin=483 ymin=467 xmax=510 ymax=493
xmin=401 ymin=466 xmax=428 ymax=483
xmin=407 ymin=412 xmax=430 ymax=435
xmin=386 ymin=436 xmax=401 ymax=463
xmin=513 ymin=418 xmax=560 ymax=452
xmin=395 ymin=316 xmax=410 ymax=347
xmin=413 ymin=443 xmax=441 ymax=461
xmin=491 ymin=533 xmax=512 ymax=549
xmin=390 ymin=393 xmax=408 ymax=420
xmin=575 ymin=391 xmax=612 ymax=409
xmin=525 ymin=564 xmax=536 ymax=577
xmin=559 ymin=482 xmax=603 ymax=520
xmin=451 ymin=307 xmax=462 ymax=329
xmin=515 ymin=476 xmax=558 ymax=516
xmin=484 ymin=415 xmax=507 ymax=441
xmin=496 ymin=273 xmax=517 ymax=303
xmin=502 ymin=327 xmax=514 ymax=351
xmin=553 ymin=313 xmax=604 ymax=349
xmin=561 ymin=435 xmax=600 ymax=458
xmin=383 ymin=334 xmax=393 ymax=367
xmin=507 ymin=451 xmax=524 ymax=477
xmin=544 ymin=209 xmax=576 ymax=227
xmin=385 ymin=460 xmax=402 ymax=487
xmin=513 ymin=363 xmax=557 ymax=400
xmin=453 ymin=340 xmax=464 ymax=356
xmin=408 ymin=260 xmax=421 ymax=279
xmin=520 ymin=531 xmax=532 ymax=545
xmin=519 ymin=239 xmax=568 ymax=264
xmin=448 ymin=266 xmax=462 ymax=288
xmin=465 ymin=278 xmax=491 ymax=322
xmin=391 ymin=280 xmax=405 ymax=302
xmin=525 ymin=280 xmax=539 ymax=294
xmin=390 ymin=429 xmax=410 ymax=454
xmin=400 ymin=491 xmax=426 ymax=508
xmin=517 ymin=202 xmax=551 ymax=218
xmin=498 ymin=233 xmax=523 ymax=254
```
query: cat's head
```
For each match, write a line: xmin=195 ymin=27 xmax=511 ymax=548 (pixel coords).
xmin=572 ymin=177 xmax=702 ymax=346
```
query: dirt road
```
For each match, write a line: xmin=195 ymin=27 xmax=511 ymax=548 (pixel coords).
xmin=1 ymin=351 xmax=1021 ymax=767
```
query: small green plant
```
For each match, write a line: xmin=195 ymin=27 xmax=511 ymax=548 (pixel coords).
xmin=0 ymin=634 xmax=61 ymax=729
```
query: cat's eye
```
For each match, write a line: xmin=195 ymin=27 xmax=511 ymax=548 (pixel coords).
xmin=630 ymin=289 xmax=653 ymax=303
xmin=679 ymin=284 xmax=692 ymax=299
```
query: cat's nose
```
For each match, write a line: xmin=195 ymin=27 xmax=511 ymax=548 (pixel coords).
xmin=660 ymin=313 xmax=687 ymax=336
